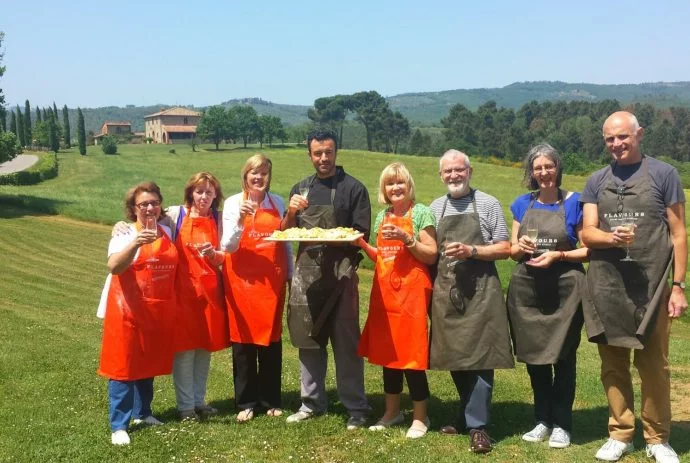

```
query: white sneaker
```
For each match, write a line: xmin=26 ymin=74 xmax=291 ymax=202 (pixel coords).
xmin=286 ymin=410 xmax=314 ymax=423
xmin=646 ymin=442 xmax=679 ymax=463
xmin=548 ymin=427 xmax=571 ymax=448
xmin=131 ymin=415 xmax=163 ymax=426
xmin=111 ymin=430 xmax=130 ymax=445
xmin=596 ymin=438 xmax=634 ymax=461
xmin=522 ymin=422 xmax=552 ymax=442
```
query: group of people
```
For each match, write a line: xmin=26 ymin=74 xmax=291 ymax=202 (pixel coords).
xmin=97 ymin=111 xmax=687 ymax=463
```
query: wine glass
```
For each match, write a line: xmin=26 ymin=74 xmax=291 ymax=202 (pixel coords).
xmin=143 ymin=215 xmax=159 ymax=262
xmin=192 ymin=227 xmax=211 ymax=274
xmin=299 ymin=185 xmax=310 ymax=199
xmin=248 ymin=191 xmax=261 ymax=230
xmin=523 ymin=217 xmax=540 ymax=256
xmin=618 ymin=220 xmax=636 ymax=262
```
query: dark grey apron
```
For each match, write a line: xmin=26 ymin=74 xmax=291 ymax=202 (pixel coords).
xmin=506 ymin=191 xmax=585 ymax=364
xmin=429 ymin=191 xmax=514 ymax=371
xmin=287 ymin=175 xmax=356 ymax=349
xmin=584 ymin=158 xmax=673 ymax=349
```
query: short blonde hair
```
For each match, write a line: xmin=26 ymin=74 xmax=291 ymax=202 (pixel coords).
xmin=241 ymin=154 xmax=272 ymax=192
xmin=377 ymin=162 xmax=416 ymax=205
xmin=183 ymin=172 xmax=224 ymax=210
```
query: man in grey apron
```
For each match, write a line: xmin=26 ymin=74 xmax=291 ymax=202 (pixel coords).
xmin=581 ymin=111 xmax=687 ymax=463
xmin=281 ymin=129 xmax=371 ymax=429
xmin=429 ymin=150 xmax=514 ymax=454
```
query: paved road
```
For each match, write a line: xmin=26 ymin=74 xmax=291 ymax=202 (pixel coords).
xmin=0 ymin=154 xmax=39 ymax=174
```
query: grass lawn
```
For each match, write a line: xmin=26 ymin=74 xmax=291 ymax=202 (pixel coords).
xmin=0 ymin=144 xmax=689 ymax=462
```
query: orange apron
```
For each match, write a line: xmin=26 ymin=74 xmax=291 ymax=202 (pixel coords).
xmin=174 ymin=210 xmax=229 ymax=352
xmin=98 ymin=226 xmax=178 ymax=381
xmin=358 ymin=209 xmax=432 ymax=370
xmin=223 ymin=194 xmax=288 ymax=346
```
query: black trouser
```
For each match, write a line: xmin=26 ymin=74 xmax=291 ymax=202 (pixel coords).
xmin=232 ymin=341 xmax=282 ymax=410
xmin=450 ymin=369 xmax=494 ymax=430
xmin=526 ymin=341 xmax=578 ymax=432
xmin=382 ymin=367 xmax=430 ymax=402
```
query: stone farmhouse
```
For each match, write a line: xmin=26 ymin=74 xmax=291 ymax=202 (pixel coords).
xmin=144 ymin=107 xmax=201 ymax=144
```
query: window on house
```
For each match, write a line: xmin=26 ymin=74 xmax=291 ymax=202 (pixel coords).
xmin=184 ymin=117 xmax=188 ymax=125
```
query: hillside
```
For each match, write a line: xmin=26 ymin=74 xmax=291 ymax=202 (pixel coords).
xmin=59 ymin=81 xmax=690 ymax=134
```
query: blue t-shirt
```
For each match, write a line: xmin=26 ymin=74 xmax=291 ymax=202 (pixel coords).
xmin=510 ymin=191 xmax=583 ymax=247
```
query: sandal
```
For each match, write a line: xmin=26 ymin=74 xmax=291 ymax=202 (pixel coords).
xmin=236 ymin=408 xmax=254 ymax=423
xmin=266 ymin=408 xmax=283 ymax=417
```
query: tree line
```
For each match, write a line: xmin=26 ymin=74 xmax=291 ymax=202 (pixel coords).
xmin=196 ymin=105 xmax=287 ymax=150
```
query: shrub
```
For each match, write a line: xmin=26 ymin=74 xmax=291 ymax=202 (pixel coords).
xmin=169 ymin=148 xmax=176 ymax=154
xmin=0 ymin=152 xmax=58 ymax=185
xmin=0 ymin=132 xmax=20 ymax=164
xmin=101 ymin=135 xmax=118 ymax=155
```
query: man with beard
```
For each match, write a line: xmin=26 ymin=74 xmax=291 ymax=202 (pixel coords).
xmin=581 ymin=111 xmax=687 ymax=463
xmin=428 ymin=149 xmax=514 ymax=454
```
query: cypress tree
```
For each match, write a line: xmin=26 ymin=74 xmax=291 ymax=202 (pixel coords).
xmin=9 ymin=110 xmax=17 ymax=135
xmin=16 ymin=106 xmax=26 ymax=146
xmin=42 ymin=107 xmax=48 ymax=121
xmin=62 ymin=105 xmax=71 ymax=148
xmin=48 ymin=110 xmax=58 ymax=153
xmin=24 ymin=99 xmax=31 ymax=144
xmin=1 ymin=108 xmax=6 ymax=132
xmin=77 ymin=108 xmax=86 ymax=155
xmin=36 ymin=106 xmax=42 ymax=123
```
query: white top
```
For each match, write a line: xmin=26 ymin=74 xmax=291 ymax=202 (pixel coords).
xmin=96 ymin=224 xmax=172 ymax=319
xmin=221 ymin=191 xmax=294 ymax=277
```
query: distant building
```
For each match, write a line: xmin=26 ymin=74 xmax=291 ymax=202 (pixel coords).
xmin=144 ymin=107 xmax=201 ymax=144
xmin=94 ymin=121 xmax=132 ymax=145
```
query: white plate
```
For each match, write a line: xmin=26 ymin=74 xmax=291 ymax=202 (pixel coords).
xmin=265 ymin=233 xmax=363 ymax=243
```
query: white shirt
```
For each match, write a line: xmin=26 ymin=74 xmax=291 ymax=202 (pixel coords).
xmin=221 ymin=191 xmax=294 ymax=277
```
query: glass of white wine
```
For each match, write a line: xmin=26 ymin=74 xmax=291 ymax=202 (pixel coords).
xmin=524 ymin=217 xmax=539 ymax=256
xmin=299 ymin=185 xmax=310 ymax=199
xmin=618 ymin=220 xmax=636 ymax=262
xmin=144 ymin=215 xmax=159 ymax=263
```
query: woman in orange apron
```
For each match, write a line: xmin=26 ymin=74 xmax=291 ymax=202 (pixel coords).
xmin=169 ymin=172 xmax=230 ymax=421
xmin=98 ymin=181 xmax=178 ymax=446
xmin=356 ymin=162 xmax=437 ymax=439
xmin=221 ymin=154 xmax=292 ymax=423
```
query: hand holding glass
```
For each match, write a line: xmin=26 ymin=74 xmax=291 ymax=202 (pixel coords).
xmin=617 ymin=221 xmax=636 ymax=262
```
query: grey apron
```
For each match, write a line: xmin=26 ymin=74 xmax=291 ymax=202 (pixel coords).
xmin=429 ymin=191 xmax=514 ymax=371
xmin=584 ymin=158 xmax=673 ymax=349
xmin=287 ymin=175 xmax=356 ymax=349
xmin=506 ymin=191 xmax=585 ymax=364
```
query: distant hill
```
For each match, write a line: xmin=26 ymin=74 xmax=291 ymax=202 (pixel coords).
xmin=388 ymin=81 xmax=690 ymax=124
xmin=60 ymin=81 xmax=690 ymax=134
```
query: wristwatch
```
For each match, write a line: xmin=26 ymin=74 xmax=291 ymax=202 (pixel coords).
xmin=672 ymin=281 xmax=686 ymax=290
xmin=470 ymin=246 xmax=478 ymax=258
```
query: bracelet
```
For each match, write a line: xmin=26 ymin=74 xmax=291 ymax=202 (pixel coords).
xmin=559 ymin=251 xmax=566 ymax=261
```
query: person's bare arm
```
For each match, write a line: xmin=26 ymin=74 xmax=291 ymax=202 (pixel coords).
xmin=667 ymin=202 xmax=688 ymax=318
xmin=107 ymin=229 xmax=157 ymax=274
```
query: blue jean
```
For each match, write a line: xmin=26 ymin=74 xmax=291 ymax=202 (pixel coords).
xmin=108 ymin=378 xmax=154 ymax=432
xmin=450 ymin=369 xmax=494 ymax=430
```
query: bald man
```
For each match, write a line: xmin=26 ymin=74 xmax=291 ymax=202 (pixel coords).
xmin=581 ymin=111 xmax=687 ymax=463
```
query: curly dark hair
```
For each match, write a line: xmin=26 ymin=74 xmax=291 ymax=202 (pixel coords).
xmin=307 ymin=128 xmax=338 ymax=152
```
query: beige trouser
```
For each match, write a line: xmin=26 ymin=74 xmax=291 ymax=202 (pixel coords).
xmin=597 ymin=289 xmax=672 ymax=444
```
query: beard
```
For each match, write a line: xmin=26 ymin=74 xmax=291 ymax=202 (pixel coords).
xmin=447 ymin=181 xmax=468 ymax=198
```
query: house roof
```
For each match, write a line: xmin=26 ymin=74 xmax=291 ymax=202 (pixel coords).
xmin=103 ymin=121 xmax=131 ymax=126
xmin=144 ymin=107 xmax=201 ymax=118
xmin=162 ymin=125 xmax=197 ymax=133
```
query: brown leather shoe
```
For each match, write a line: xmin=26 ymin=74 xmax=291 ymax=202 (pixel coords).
xmin=469 ymin=429 xmax=493 ymax=454
xmin=440 ymin=424 xmax=459 ymax=435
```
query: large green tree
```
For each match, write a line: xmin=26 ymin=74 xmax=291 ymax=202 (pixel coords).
xmin=0 ymin=32 xmax=6 ymax=132
xmin=9 ymin=109 xmax=16 ymax=135
xmin=62 ymin=104 xmax=71 ymax=148
xmin=48 ymin=110 xmax=59 ymax=153
xmin=308 ymin=95 xmax=349 ymax=147
xmin=16 ymin=106 xmax=26 ymax=146
xmin=35 ymin=106 xmax=42 ymax=123
xmin=231 ymin=105 xmax=260 ymax=148
xmin=196 ymin=106 xmax=230 ymax=150
xmin=24 ymin=100 xmax=32 ymax=145
xmin=258 ymin=114 xmax=284 ymax=148
xmin=77 ymin=108 xmax=86 ymax=155
xmin=0 ymin=131 xmax=19 ymax=163
xmin=32 ymin=120 xmax=49 ymax=147
xmin=350 ymin=91 xmax=390 ymax=151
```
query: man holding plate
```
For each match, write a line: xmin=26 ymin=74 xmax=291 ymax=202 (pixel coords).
xmin=281 ymin=129 xmax=372 ymax=429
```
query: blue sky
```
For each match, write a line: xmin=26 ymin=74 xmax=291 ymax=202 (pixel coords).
xmin=3 ymin=0 xmax=690 ymax=108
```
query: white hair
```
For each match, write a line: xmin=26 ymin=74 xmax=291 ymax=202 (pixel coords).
xmin=439 ymin=149 xmax=471 ymax=171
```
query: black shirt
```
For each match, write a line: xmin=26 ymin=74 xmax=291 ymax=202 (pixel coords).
xmin=288 ymin=166 xmax=371 ymax=241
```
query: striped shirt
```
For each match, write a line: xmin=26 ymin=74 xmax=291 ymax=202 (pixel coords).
xmin=429 ymin=189 xmax=510 ymax=244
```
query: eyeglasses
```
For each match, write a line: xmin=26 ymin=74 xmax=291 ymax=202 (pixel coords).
xmin=532 ymin=165 xmax=557 ymax=173
xmin=136 ymin=200 xmax=161 ymax=210
xmin=441 ymin=167 xmax=469 ymax=175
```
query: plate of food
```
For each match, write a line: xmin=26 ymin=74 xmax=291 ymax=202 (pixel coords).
xmin=266 ymin=227 xmax=363 ymax=242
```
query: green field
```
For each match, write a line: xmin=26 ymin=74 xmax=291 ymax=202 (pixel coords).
xmin=1 ymin=144 xmax=689 ymax=462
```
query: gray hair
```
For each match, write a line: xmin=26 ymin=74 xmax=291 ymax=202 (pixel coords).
xmin=439 ymin=149 xmax=471 ymax=172
xmin=522 ymin=143 xmax=563 ymax=190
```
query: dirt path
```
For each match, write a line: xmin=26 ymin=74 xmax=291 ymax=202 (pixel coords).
xmin=0 ymin=154 xmax=40 ymax=174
